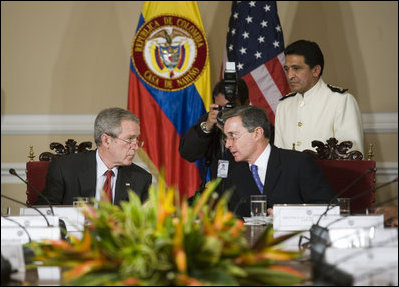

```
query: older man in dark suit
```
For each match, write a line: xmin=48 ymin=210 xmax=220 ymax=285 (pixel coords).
xmin=220 ymin=105 xmax=334 ymax=218
xmin=38 ymin=107 xmax=152 ymax=206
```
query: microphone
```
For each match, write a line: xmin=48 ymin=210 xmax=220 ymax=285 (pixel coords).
xmin=334 ymin=167 xmax=376 ymax=199
xmin=9 ymin=168 xmax=54 ymax=216
xmin=313 ymin=260 xmax=354 ymax=286
xmin=326 ymin=194 xmax=398 ymax=229
xmin=310 ymin=176 xmax=397 ymax=262
xmin=312 ymin=224 xmax=390 ymax=286
xmin=1 ymin=194 xmax=51 ymax=227
xmin=351 ymin=176 xmax=398 ymax=213
xmin=326 ymin=176 xmax=398 ymax=227
xmin=1 ymin=194 xmax=68 ymax=241
xmin=312 ymin=175 xmax=398 ymax=287
xmin=309 ymin=167 xmax=377 ymax=265
xmin=316 ymin=166 xmax=376 ymax=225
xmin=316 ymin=236 xmax=398 ymax=286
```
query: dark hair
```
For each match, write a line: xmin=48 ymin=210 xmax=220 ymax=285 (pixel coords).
xmin=94 ymin=107 xmax=139 ymax=146
xmin=221 ymin=106 xmax=271 ymax=139
xmin=284 ymin=40 xmax=324 ymax=77
xmin=212 ymin=79 xmax=249 ymax=105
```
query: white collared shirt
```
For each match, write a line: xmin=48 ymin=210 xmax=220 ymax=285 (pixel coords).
xmin=95 ymin=150 xmax=118 ymax=204
xmin=249 ymin=143 xmax=271 ymax=185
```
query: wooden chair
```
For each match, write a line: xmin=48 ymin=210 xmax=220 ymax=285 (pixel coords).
xmin=303 ymin=138 xmax=376 ymax=214
xmin=26 ymin=139 xmax=92 ymax=205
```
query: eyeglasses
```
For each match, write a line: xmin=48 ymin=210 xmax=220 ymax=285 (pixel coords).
xmin=115 ymin=137 xmax=144 ymax=148
xmin=224 ymin=131 xmax=251 ymax=143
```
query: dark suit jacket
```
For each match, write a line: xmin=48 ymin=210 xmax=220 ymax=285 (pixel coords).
xmin=37 ymin=150 xmax=152 ymax=205
xmin=220 ymin=145 xmax=334 ymax=218
xmin=179 ymin=114 xmax=236 ymax=186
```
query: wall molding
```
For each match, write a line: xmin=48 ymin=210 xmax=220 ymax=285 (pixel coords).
xmin=362 ymin=113 xmax=398 ymax=133
xmin=2 ymin=161 xmax=397 ymax=184
xmin=1 ymin=113 xmax=397 ymax=184
xmin=1 ymin=113 xmax=398 ymax=135
xmin=1 ymin=114 xmax=96 ymax=134
xmin=375 ymin=162 xmax=399 ymax=183
xmin=2 ymin=163 xmax=26 ymax=183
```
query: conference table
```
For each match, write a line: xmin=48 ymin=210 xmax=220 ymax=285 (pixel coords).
xmin=5 ymin=223 xmax=313 ymax=286
xmin=3 ymin=209 xmax=397 ymax=286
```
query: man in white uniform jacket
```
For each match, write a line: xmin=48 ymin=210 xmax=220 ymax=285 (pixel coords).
xmin=274 ymin=40 xmax=364 ymax=155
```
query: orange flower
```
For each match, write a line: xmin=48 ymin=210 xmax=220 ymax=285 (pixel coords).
xmin=73 ymin=230 xmax=92 ymax=253
xmin=174 ymin=249 xmax=187 ymax=273
xmin=228 ymin=220 xmax=244 ymax=238
xmin=234 ymin=252 xmax=255 ymax=265
xmin=269 ymin=265 xmax=306 ymax=279
xmin=63 ymin=259 xmax=106 ymax=280
xmin=81 ymin=203 xmax=98 ymax=219
xmin=122 ymin=277 xmax=142 ymax=285
xmin=176 ymin=274 xmax=204 ymax=286
xmin=41 ymin=239 xmax=73 ymax=251
xmin=256 ymin=248 xmax=302 ymax=261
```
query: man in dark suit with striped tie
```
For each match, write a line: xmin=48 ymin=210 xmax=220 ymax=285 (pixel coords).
xmin=37 ymin=107 xmax=152 ymax=206
xmin=219 ymin=105 xmax=333 ymax=218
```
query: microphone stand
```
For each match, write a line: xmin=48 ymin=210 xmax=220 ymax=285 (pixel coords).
xmin=1 ymin=194 xmax=51 ymax=227
xmin=6 ymin=169 xmax=69 ymax=240
xmin=9 ymin=168 xmax=55 ymax=216
xmin=315 ymin=236 xmax=397 ymax=286
xmin=309 ymin=167 xmax=378 ymax=285
xmin=310 ymin=167 xmax=380 ymax=260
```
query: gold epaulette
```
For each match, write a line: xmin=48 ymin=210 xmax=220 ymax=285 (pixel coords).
xmin=327 ymin=84 xmax=348 ymax=94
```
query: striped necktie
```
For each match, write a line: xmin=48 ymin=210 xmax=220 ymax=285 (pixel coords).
xmin=250 ymin=165 xmax=264 ymax=194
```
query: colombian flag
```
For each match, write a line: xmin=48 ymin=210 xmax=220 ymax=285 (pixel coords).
xmin=128 ymin=1 xmax=211 ymax=198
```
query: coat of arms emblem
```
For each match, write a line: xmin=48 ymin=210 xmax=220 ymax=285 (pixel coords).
xmin=132 ymin=15 xmax=208 ymax=91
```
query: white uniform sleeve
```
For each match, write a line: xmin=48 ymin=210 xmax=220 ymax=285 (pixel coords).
xmin=334 ymin=93 xmax=364 ymax=155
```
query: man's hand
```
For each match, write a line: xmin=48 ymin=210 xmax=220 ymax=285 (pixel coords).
xmin=206 ymin=104 xmax=220 ymax=131
xmin=375 ymin=205 xmax=398 ymax=227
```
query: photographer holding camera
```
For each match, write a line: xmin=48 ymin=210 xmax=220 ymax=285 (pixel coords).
xmin=179 ymin=64 xmax=249 ymax=196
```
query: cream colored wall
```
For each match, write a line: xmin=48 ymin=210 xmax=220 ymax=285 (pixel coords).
xmin=2 ymin=1 xmax=397 ymax=214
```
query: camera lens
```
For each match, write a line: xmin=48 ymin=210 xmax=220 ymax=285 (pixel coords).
xmin=216 ymin=111 xmax=225 ymax=126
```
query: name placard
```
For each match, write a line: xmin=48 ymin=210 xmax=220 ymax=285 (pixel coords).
xmin=1 ymin=226 xmax=61 ymax=243
xmin=324 ymin=247 xmax=398 ymax=285
xmin=317 ymin=214 xmax=384 ymax=229
xmin=329 ymin=226 xmax=397 ymax=248
xmin=1 ymin=215 xmax=59 ymax=227
xmin=273 ymin=204 xmax=339 ymax=231
xmin=1 ymin=240 xmax=25 ymax=280
xmin=20 ymin=206 xmax=85 ymax=232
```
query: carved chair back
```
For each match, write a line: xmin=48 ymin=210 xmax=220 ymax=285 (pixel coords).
xmin=303 ymin=138 xmax=376 ymax=213
xmin=26 ymin=139 xmax=92 ymax=205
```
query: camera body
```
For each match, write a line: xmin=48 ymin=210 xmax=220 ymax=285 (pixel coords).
xmin=216 ymin=62 xmax=238 ymax=126
xmin=223 ymin=62 xmax=238 ymax=103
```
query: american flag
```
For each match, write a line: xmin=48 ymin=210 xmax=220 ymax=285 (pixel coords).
xmin=226 ymin=1 xmax=290 ymax=125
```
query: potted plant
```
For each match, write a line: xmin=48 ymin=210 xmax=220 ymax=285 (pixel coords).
xmin=27 ymin=176 xmax=305 ymax=286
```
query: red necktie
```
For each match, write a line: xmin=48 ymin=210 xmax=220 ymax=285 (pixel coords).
xmin=103 ymin=170 xmax=114 ymax=203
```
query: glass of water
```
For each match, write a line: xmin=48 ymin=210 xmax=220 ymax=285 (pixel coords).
xmin=337 ymin=198 xmax=351 ymax=215
xmin=250 ymin=195 xmax=267 ymax=224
